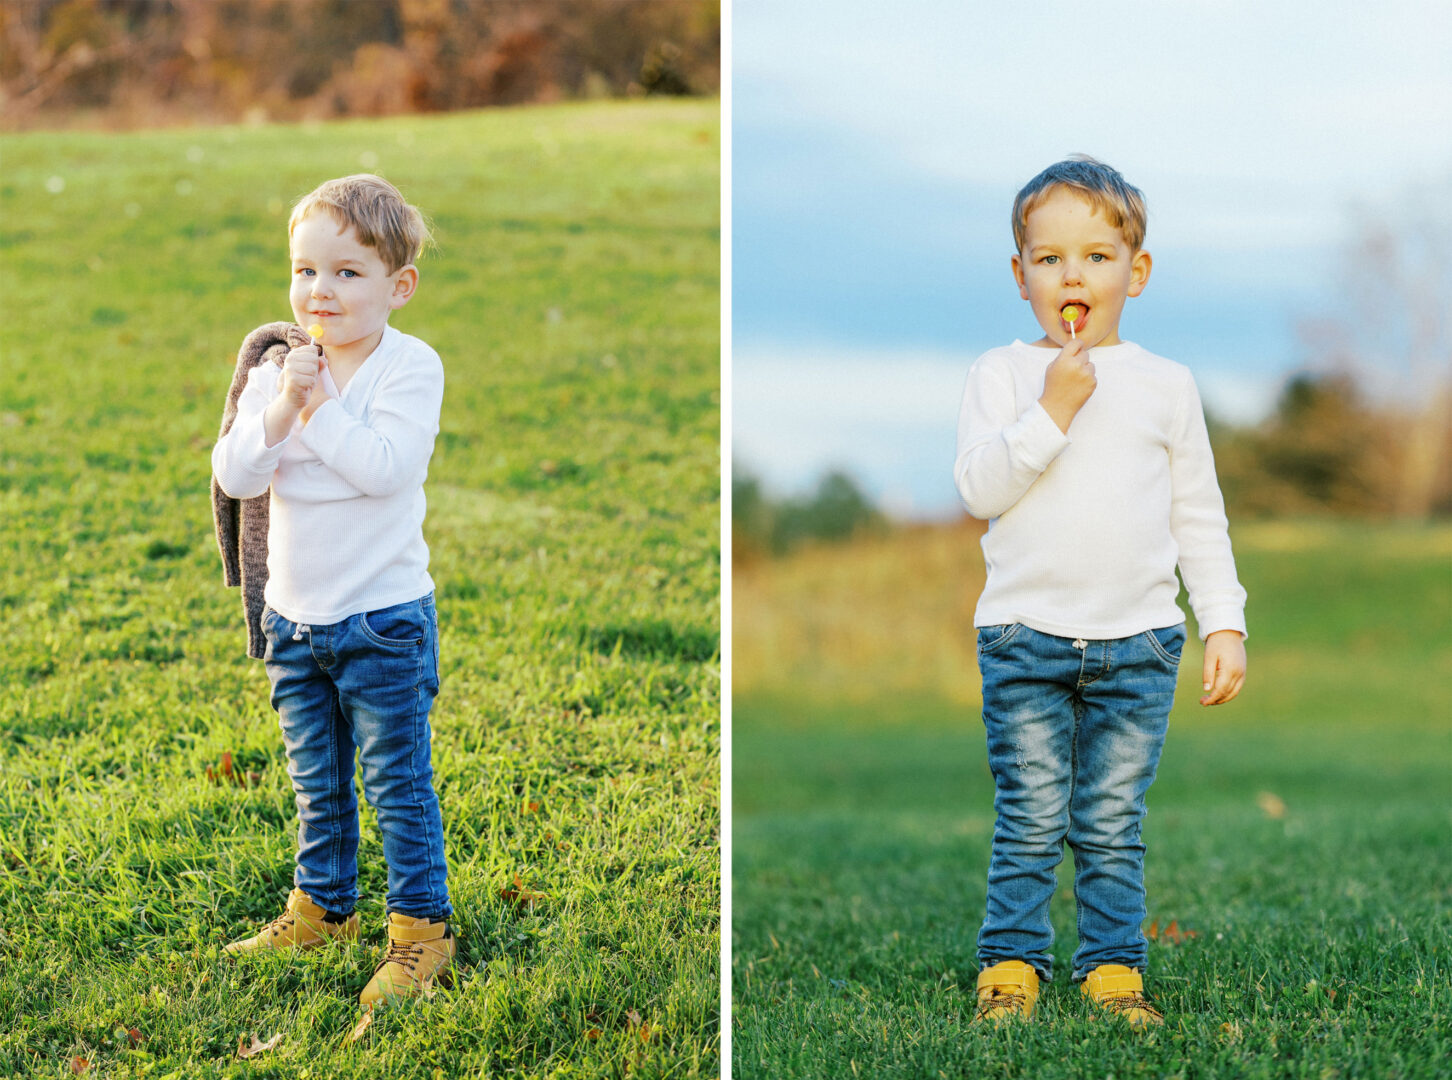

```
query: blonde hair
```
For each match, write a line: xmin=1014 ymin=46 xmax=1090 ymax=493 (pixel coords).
xmin=289 ymin=174 xmax=432 ymax=273
xmin=1012 ymin=156 xmax=1147 ymax=253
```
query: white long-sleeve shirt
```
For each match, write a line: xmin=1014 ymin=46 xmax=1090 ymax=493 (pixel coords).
xmin=954 ymin=339 xmax=1247 ymax=641
xmin=212 ymin=325 xmax=443 ymax=626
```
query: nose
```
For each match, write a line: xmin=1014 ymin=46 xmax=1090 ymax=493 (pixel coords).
xmin=1060 ymin=260 xmax=1084 ymax=286
xmin=310 ymin=274 xmax=333 ymax=298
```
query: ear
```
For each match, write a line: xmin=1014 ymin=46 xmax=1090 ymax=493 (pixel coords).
xmin=1127 ymin=249 xmax=1152 ymax=298
xmin=1011 ymin=253 xmax=1029 ymax=300
xmin=390 ymin=265 xmax=419 ymax=309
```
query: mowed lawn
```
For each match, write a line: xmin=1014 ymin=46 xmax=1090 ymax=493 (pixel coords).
xmin=733 ymin=521 xmax=1452 ymax=1079
xmin=0 ymin=100 xmax=719 ymax=1078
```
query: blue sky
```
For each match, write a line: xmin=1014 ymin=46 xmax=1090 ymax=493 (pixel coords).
xmin=731 ymin=0 xmax=1452 ymax=518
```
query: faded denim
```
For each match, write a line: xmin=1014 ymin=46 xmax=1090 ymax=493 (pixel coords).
xmin=262 ymin=594 xmax=450 ymax=920
xmin=975 ymin=621 xmax=1184 ymax=981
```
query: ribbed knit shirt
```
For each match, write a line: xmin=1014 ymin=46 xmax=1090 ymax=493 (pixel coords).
xmin=212 ymin=325 xmax=443 ymax=627
xmin=955 ymin=339 xmax=1247 ymax=641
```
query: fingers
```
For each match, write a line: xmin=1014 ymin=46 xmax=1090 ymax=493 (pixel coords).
xmin=281 ymin=345 xmax=323 ymax=404
xmin=1199 ymin=652 xmax=1246 ymax=706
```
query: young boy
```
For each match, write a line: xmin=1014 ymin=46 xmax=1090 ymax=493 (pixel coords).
xmin=212 ymin=174 xmax=453 ymax=1011
xmin=954 ymin=157 xmax=1247 ymax=1027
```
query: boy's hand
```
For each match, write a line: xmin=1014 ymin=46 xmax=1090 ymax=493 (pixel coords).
xmin=1039 ymin=339 xmax=1096 ymax=434
xmin=1200 ymin=629 xmax=1246 ymax=706
xmin=280 ymin=344 xmax=323 ymax=411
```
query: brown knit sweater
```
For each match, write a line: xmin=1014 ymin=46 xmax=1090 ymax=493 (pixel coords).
xmin=211 ymin=321 xmax=313 ymax=659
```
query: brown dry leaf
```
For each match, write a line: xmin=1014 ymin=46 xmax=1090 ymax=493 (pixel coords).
xmin=625 ymin=1009 xmax=643 ymax=1029
xmin=1147 ymin=917 xmax=1199 ymax=945
xmin=584 ymin=1029 xmax=602 ymax=1040
xmin=345 ymin=1011 xmax=374 ymax=1045
xmin=1163 ymin=920 xmax=1199 ymax=944
xmin=206 ymin=751 xmax=257 ymax=788
xmin=127 ymin=1027 xmax=145 ymax=1047
xmin=500 ymin=873 xmax=547 ymax=906
xmin=525 ymin=800 xmax=542 ymax=813
xmin=1257 ymin=791 xmax=1287 ymax=819
xmin=638 ymin=1022 xmax=652 ymax=1043
xmin=69 ymin=1057 xmax=90 ymax=1074
xmin=236 ymin=1032 xmax=282 ymax=1059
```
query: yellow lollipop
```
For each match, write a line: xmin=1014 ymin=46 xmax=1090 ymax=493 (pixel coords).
xmin=1060 ymin=305 xmax=1081 ymax=339
xmin=308 ymin=322 xmax=324 ymax=342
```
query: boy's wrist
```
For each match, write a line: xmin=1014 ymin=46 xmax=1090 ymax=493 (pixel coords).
xmin=1037 ymin=393 xmax=1081 ymax=434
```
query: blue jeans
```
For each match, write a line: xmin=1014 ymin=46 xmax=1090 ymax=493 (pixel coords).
xmin=975 ymin=622 xmax=1184 ymax=982
xmin=261 ymin=594 xmax=450 ymax=920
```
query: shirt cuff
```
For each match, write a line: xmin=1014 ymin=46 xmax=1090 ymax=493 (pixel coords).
xmin=1196 ymin=609 xmax=1248 ymax=641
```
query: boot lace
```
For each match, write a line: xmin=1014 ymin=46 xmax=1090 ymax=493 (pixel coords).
xmin=975 ymin=988 xmax=1028 ymax=1020
xmin=374 ymin=938 xmax=424 ymax=979
xmin=1101 ymin=992 xmax=1163 ymax=1022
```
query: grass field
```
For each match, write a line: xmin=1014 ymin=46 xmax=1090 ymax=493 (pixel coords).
xmin=733 ymin=521 xmax=1452 ymax=1079
xmin=0 ymin=100 xmax=719 ymax=1078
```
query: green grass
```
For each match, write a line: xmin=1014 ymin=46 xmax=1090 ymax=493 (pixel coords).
xmin=0 ymin=100 xmax=719 ymax=1078
xmin=733 ymin=522 xmax=1452 ymax=1079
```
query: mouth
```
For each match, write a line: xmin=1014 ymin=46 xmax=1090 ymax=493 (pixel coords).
xmin=1059 ymin=302 xmax=1089 ymax=332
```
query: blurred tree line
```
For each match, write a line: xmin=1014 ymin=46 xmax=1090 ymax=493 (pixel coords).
xmin=1217 ymin=198 xmax=1452 ymax=519
xmin=1 ymin=0 xmax=719 ymax=130
xmin=733 ymin=469 xmax=887 ymax=560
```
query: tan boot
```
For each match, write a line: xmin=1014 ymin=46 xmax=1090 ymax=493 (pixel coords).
xmin=1080 ymin=965 xmax=1164 ymax=1027
xmin=223 ymin=888 xmax=359 ymax=955
xmin=973 ymin=960 xmax=1040 ymax=1024
xmin=358 ymin=912 xmax=455 ymax=1009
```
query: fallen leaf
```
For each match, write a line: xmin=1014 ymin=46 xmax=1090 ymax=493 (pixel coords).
xmin=127 ymin=1027 xmax=145 ymax=1047
xmin=585 ymin=1028 xmax=601 ymax=1040
xmin=626 ymin=1009 xmax=643 ymax=1029
xmin=69 ymin=1057 xmax=90 ymax=1074
xmin=206 ymin=751 xmax=258 ymax=788
xmin=236 ymin=1033 xmax=282 ymax=1059
xmin=500 ymin=873 xmax=547 ymax=906
xmin=525 ymin=800 xmax=541 ymax=813
xmin=345 ymin=1012 xmax=374 ymax=1045
xmin=1163 ymin=919 xmax=1199 ymax=944
xmin=1146 ymin=917 xmax=1198 ymax=944
xmin=638 ymin=1022 xmax=652 ymax=1043
xmin=1257 ymin=791 xmax=1287 ymax=819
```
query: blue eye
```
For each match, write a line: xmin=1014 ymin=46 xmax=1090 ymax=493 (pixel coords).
xmin=297 ymin=267 xmax=315 ymax=276
xmin=1041 ymin=255 xmax=1059 ymax=264
xmin=340 ymin=269 xmax=358 ymax=278
xmin=1089 ymin=253 xmax=1107 ymax=263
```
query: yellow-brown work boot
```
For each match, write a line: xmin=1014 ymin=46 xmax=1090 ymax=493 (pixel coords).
xmin=358 ymin=912 xmax=455 ymax=1009
xmin=223 ymin=888 xmax=358 ymax=955
xmin=973 ymin=960 xmax=1040 ymax=1024
xmin=1080 ymin=965 xmax=1164 ymax=1027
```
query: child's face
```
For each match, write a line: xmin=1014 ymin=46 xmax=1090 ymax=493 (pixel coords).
xmin=289 ymin=211 xmax=416 ymax=359
xmin=1011 ymin=187 xmax=1151 ymax=349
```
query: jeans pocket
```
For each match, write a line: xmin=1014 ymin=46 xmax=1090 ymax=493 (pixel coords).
xmin=1143 ymin=623 xmax=1186 ymax=666
xmin=360 ymin=600 xmax=427 ymax=648
xmin=977 ymin=622 xmax=1022 ymax=655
